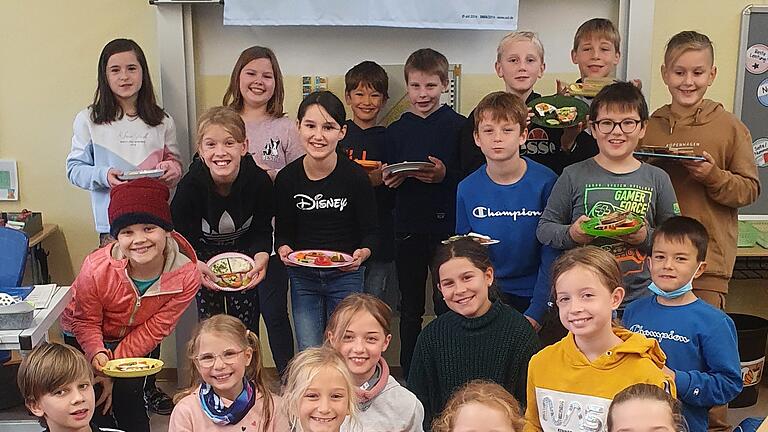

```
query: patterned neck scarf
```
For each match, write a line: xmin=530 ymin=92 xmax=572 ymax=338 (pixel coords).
xmin=199 ymin=378 xmax=256 ymax=425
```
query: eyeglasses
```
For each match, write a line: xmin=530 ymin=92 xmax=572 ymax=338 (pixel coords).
xmin=591 ymin=119 xmax=642 ymax=134
xmin=194 ymin=349 xmax=244 ymax=368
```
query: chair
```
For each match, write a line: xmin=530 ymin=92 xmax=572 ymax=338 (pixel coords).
xmin=0 ymin=227 xmax=29 ymax=287
xmin=0 ymin=227 xmax=28 ymax=368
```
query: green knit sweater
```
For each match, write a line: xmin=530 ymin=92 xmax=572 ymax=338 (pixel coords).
xmin=407 ymin=300 xmax=539 ymax=430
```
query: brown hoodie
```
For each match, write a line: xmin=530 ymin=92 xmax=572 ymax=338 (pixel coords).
xmin=641 ymin=99 xmax=760 ymax=288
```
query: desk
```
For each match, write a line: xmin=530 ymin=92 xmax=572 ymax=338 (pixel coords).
xmin=0 ymin=285 xmax=71 ymax=353
xmin=737 ymin=246 xmax=768 ymax=257
xmin=27 ymin=224 xmax=58 ymax=285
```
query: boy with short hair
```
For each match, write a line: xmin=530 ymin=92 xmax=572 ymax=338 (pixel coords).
xmin=537 ymin=82 xmax=679 ymax=305
xmin=642 ymin=31 xmax=760 ymax=310
xmin=17 ymin=342 xmax=124 ymax=432
xmin=60 ymin=178 xmax=200 ymax=432
xmin=383 ymin=48 xmax=465 ymax=378
xmin=338 ymin=61 xmax=396 ymax=299
xmin=623 ymin=216 xmax=742 ymax=432
xmin=456 ymin=91 xmax=558 ymax=330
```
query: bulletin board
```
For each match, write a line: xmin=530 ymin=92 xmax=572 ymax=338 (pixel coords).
xmin=734 ymin=5 xmax=768 ymax=216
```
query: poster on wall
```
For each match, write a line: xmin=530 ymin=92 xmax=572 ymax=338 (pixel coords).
xmin=224 ymin=0 xmax=518 ymax=30
xmin=0 ymin=160 xmax=19 ymax=201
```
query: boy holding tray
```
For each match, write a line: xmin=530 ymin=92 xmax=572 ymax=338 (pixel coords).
xmin=537 ymin=82 xmax=679 ymax=307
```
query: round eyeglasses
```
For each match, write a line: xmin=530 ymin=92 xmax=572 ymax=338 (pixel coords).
xmin=194 ymin=349 xmax=244 ymax=368
xmin=591 ymin=119 xmax=642 ymax=134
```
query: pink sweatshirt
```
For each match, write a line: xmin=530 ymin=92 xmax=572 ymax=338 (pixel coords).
xmin=245 ymin=116 xmax=304 ymax=177
xmin=169 ymin=390 xmax=288 ymax=432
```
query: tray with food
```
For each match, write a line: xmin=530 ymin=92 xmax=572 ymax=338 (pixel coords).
xmin=580 ymin=210 xmax=645 ymax=238
xmin=287 ymin=250 xmax=354 ymax=268
xmin=207 ymin=253 xmax=255 ymax=291
xmin=633 ymin=145 xmax=706 ymax=161
xmin=103 ymin=357 xmax=164 ymax=378
xmin=567 ymin=77 xmax=615 ymax=97
xmin=442 ymin=232 xmax=500 ymax=245
xmin=527 ymin=95 xmax=589 ymax=129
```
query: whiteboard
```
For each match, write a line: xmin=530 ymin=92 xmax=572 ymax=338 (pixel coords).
xmin=735 ymin=5 xmax=768 ymax=216
xmin=224 ymin=0 xmax=519 ymax=30
xmin=195 ymin=0 xmax=619 ymax=76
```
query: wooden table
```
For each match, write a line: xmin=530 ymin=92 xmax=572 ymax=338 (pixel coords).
xmin=737 ymin=245 xmax=768 ymax=257
xmin=27 ymin=224 xmax=58 ymax=284
xmin=0 ymin=285 xmax=71 ymax=353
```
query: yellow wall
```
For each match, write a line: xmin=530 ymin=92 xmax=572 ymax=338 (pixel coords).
xmin=0 ymin=1 xmax=159 ymax=284
xmin=648 ymin=0 xmax=768 ymax=111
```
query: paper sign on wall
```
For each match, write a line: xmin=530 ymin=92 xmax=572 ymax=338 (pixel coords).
xmin=0 ymin=160 xmax=18 ymax=201
xmin=224 ymin=0 xmax=518 ymax=30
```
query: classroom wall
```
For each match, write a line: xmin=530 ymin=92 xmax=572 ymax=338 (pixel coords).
xmin=647 ymin=0 xmax=768 ymax=112
xmin=0 ymin=1 xmax=160 ymax=283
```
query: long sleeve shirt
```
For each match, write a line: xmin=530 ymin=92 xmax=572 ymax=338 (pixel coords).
xmin=274 ymin=156 xmax=378 ymax=255
xmin=456 ymin=159 xmax=559 ymax=322
xmin=66 ymin=108 xmax=182 ymax=233
xmin=623 ymin=296 xmax=743 ymax=432
xmin=536 ymin=158 xmax=679 ymax=304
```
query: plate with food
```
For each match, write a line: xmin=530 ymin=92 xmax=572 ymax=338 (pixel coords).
xmin=103 ymin=357 xmax=164 ymax=378
xmin=442 ymin=232 xmax=500 ymax=245
xmin=207 ymin=253 xmax=256 ymax=291
xmin=581 ymin=210 xmax=645 ymax=238
xmin=568 ymin=77 xmax=615 ymax=97
xmin=527 ymin=95 xmax=589 ymax=129
xmin=288 ymin=250 xmax=354 ymax=268
xmin=633 ymin=145 xmax=706 ymax=161
xmin=382 ymin=161 xmax=435 ymax=175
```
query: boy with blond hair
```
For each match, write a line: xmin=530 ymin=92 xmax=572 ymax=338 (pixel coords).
xmin=461 ymin=30 xmax=598 ymax=177
xmin=642 ymin=31 xmax=759 ymax=310
xmin=17 ymin=342 xmax=123 ymax=432
xmin=383 ymin=48 xmax=465 ymax=378
xmin=641 ymin=31 xmax=760 ymax=432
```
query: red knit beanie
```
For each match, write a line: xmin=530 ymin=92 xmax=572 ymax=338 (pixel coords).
xmin=108 ymin=178 xmax=174 ymax=237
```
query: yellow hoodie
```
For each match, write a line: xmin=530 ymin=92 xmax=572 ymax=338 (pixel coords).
xmin=524 ymin=327 xmax=675 ymax=432
xmin=641 ymin=100 xmax=760 ymax=290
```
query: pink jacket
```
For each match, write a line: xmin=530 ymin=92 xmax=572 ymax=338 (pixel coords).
xmin=60 ymin=232 xmax=200 ymax=362
xmin=169 ymin=389 xmax=288 ymax=432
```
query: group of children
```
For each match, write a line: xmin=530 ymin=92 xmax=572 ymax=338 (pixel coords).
xmin=27 ymin=13 xmax=757 ymax=432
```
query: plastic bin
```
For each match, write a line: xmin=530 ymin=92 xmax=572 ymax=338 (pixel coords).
xmin=728 ymin=313 xmax=768 ymax=408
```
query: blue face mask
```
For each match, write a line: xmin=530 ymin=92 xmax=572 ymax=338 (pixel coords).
xmin=647 ymin=262 xmax=702 ymax=299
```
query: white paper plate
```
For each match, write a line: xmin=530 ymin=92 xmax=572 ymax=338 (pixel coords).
xmin=382 ymin=161 xmax=434 ymax=175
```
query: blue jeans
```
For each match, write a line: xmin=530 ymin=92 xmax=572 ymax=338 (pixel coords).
xmin=288 ymin=266 xmax=365 ymax=350
xmin=363 ymin=260 xmax=396 ymax=300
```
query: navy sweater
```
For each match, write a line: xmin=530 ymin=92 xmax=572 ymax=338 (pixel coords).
xmin=339 ymin=120 xmax=395 ymax=261
xmin=385 ymin=105 xmax=465 ymax=234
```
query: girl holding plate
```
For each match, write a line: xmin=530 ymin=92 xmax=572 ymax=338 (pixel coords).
xmin=275 ymin=91 xmax=379 ymax=350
